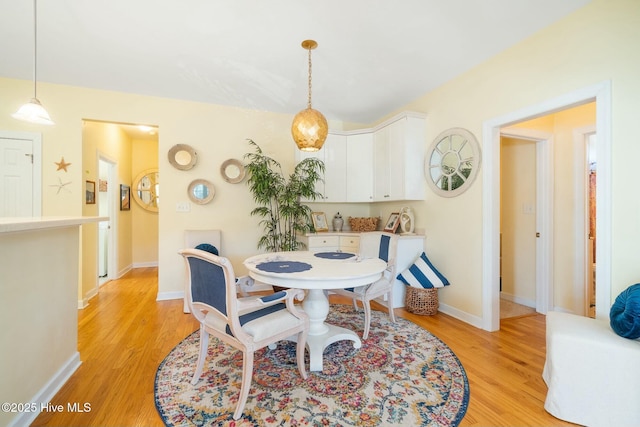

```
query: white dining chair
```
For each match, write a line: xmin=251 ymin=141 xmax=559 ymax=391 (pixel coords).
xmin=179 ymin=248 xmax=309 ymax=420
xmin=331 ymin=231 xmax=399 ymax=339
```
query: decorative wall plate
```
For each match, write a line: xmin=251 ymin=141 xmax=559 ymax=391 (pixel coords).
xmin=220 ymin=159 xmax=246 ymax=183
xmin=168 ymin=144 xmax=198 ymax=170
xmin=188 ymin=179 xmax=215 ymax=205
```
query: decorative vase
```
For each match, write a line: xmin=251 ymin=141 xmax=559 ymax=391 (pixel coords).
xmin=399 ymin=207 xmax=415 ymax=235
xmin=332 ymin=212 xmax=344 ymax=232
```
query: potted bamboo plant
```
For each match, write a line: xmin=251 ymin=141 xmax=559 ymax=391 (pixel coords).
xmin=244 ymin=140 xmax=325 ymax=252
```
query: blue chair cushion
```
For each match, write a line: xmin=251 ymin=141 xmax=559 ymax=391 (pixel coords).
xmin=195 ymin=243 xmax=219 ymax=255
xmin=610 ymin=283 xmax=640 ymax=339
xmin=396 ymin=252 xmax=450 ymax=289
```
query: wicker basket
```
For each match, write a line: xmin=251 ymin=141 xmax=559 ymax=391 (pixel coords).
xmin=405 ymin=286 xmax=439 ymax=315
xmin=348 ymin=217 xmax=379 ymax=232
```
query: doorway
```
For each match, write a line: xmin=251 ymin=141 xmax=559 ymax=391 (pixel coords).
xmin=98 ymin=155 xmax=117 ymax=286
xmin=0 ymin=131 xmax=42 ymax=217
xmin=482 ymin=81 xmax=612 ymax=331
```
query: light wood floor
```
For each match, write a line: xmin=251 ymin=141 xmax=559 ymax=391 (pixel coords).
xmin=32 ymin=267 xmax=576 ymax=427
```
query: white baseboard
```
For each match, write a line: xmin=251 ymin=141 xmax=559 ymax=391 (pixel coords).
xmin=437 ymin=301 xmax=484 ymax=329
xmin=118 ymin=264 xmax=132 ymax=279
xmin=132 ymin=261 xmax=158 ymax=268
xmin=6 ymin=352 xmax=82 ymax=427
xmin=500 ymin=292 xmax=536 ymax=309
xmin=156 ymin=290 xmax=184 ymax=301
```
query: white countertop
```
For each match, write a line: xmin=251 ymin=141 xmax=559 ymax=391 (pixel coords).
xmin=305 ymin=231 xmax=425 ymax=239
xmin=0 ymin=216 xmax=108 ymax=234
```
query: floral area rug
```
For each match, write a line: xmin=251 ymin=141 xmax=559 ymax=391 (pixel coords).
xmin=155 ymin=304 xmax=469 ymax=426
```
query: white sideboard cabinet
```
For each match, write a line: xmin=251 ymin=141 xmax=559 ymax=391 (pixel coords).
xmin=303 ymin=232 xmax=425 ymax=308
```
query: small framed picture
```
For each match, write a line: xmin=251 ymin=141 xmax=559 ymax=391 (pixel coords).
xmin=384 ymin=212 xmax=401 ymax=233
xmin=120 ymin=184 xmax=131 ymax=211
xmin=311 ymin=212 xmax=329 ymax=232
xmin=85 ymin=180 xmax=96 ymax=204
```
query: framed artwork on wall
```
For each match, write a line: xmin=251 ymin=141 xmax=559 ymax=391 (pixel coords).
xmin=383 ymin=212 xmax=401 ymax=233
xmin=311 ymin=212 xmax=328 ymax=232
xmin=120 ymin=184 xmax=130 ymax=211
xmin=85 ymin=180 xmax=96 ymax=204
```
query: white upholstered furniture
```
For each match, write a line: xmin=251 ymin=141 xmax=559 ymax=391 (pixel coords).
xmin=179 ymin=248 xmax=309 ymax=420
xmin=543 ymin=311 xmax=640 ymax=427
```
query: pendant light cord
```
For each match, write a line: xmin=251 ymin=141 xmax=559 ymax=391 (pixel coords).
xmin=32 ymin=0 xmax=38 ymax=99
xmin=307 ymin=47 xmax=312 ymax=109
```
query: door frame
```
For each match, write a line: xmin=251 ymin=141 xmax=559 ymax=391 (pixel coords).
xmin=0 ymin=130 xmax=42 ymax=216
xmin=500 ymin=128 xmax=554 ymax=316
xmin=573 ymin=125 xmax=597 ymax=315
xmin=97 ymin=152 xmax=118 ymax=283
xmin=482 ymin=80 xmax=612 ymax=331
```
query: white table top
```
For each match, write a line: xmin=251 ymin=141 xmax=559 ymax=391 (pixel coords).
xmin=243 ymin=251 xmax=386 ymax=290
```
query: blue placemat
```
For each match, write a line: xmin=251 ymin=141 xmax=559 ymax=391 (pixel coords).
xmin=256 ymin=261 xmax=313 ymax=273
xmin=314 ymin=252 xmax=356 ymax=260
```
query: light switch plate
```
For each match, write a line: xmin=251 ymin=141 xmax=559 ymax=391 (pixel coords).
xmin=176 ymin=201 xmax=191 ymax=212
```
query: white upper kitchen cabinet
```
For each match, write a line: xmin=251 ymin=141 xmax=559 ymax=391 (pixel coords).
xmin=373 ymin=115 xmax=425 ymax=202
xmin=346 ymin=132 xmax=374 ymax=202
xmin=295 ymin=112 xmax=426 ymax=203
xmin=296 ymin=133 xmax=347 ymax=202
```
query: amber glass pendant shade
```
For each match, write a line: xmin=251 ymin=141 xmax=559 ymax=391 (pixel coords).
xmin=292 ymin=39 xmax=327 ymax=151
xmin=291 ymin=107 xmax=328 ymax=152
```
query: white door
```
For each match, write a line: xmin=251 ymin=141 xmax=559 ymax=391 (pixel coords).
xmin=0 ymin=132 xmax=41 ymax=217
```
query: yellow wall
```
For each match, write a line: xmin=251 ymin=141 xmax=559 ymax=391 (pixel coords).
xmin=501 ymin=137 xmax=537 ymax=304
xmin=1 ymin=0 xmax=638 ymax=319
xmin=131 ymin=139 xmax=159 ymax=266
xmin=394 ymin=0 xmax=640 ymax=317
xmin=81 ymin=121 xmax=135 ymax=302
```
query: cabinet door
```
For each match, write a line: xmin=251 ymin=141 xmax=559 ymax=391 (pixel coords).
xmin=307 ymin=235 xmax=340 ymax=252
xmin=339 ymin=235 xmax=360 ymax=253
xmin=346 ymin=133 xmax=374 ymax=202
xmin=373 ymin=125 xmax=391 ymax=201
xmin=323 ymin=134 xmax=347 ymax=202
xmin=401 ymin=116 xmax=426 ymax=200
xmin=386 ymin=118 xmax=406 ymax=201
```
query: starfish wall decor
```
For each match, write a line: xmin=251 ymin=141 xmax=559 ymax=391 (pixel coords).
xmin=55 ymin=157 xmax=71 ymax=172
xmin=50 ymin=177 xmax=72 ymax=194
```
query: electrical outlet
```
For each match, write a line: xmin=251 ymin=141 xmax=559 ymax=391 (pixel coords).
xmin=176 ymin=201 xmax=191 ymax=212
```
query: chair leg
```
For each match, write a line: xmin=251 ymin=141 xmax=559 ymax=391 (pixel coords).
xmin=191 ymin=326 xmax=209 ymax=385
xmin=233 ymin=350 xmax=254 ymax=420
xmin=296 ymin=330 xmax=308 ymax=380
xmin=352 ymin=298 xmax=359 ymax=311
xmin=387 ymin=291 xmax=396 ymax=323
xmin=362 ymin=300 xmax=372 ymax=340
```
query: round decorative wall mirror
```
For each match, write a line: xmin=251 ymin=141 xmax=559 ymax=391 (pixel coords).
xmin=132 ymin=168 xmax=159 ymax=212
xmin=168 ymin=144 xmax=197 ymax=170
xmin=188 ymin=179 xmax=215 ymax=205
xmin=220 ymin=159 xmax=246 ymax=184
xmin=425 ymin=127 xmax=481 ymax=197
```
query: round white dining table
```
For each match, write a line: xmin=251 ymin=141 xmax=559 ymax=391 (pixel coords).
xmin=243 ymin=250 xmax=386 ymax=371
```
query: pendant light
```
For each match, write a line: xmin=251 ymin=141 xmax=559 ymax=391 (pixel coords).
xmin=12 ymin=0 xmax=54 ymax=125
xmin=291 ymin=40 xmax=327 ymax=151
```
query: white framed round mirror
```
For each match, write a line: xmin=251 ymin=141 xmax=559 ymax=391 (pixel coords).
xmin=220 ymin=159 xmax=246 ymax=184
xmin=132 ymin=168 xmax=159 ymax=212
xmin=425 ymin=128 xmax=481 ymax=197
xmin=168 ymin=144 xmax=197 ymax=170
xmin=188 ymin=179 xmax=215 ymax=205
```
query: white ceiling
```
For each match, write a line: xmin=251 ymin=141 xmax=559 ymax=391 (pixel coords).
xmin=1 ymin=0 xmax=591 ymax=124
